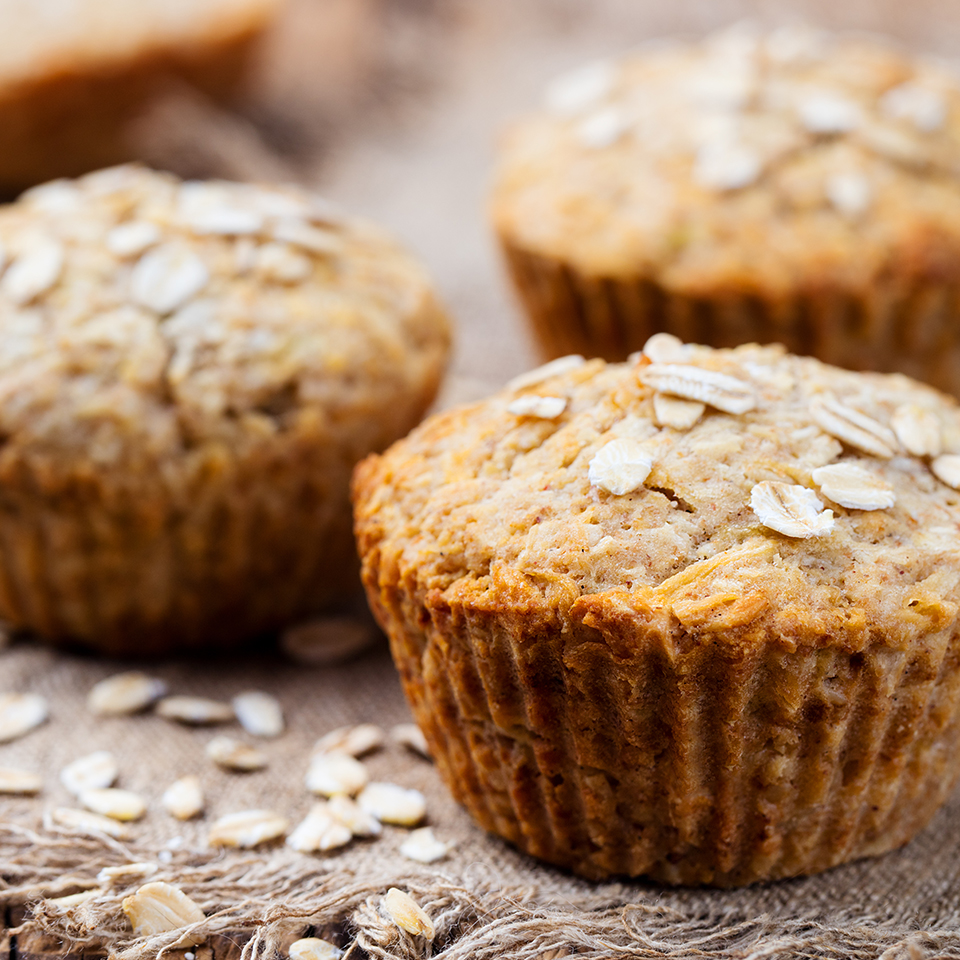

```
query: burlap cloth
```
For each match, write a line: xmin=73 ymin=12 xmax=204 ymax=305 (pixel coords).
xmin=5 ymin=1 xmax=960 ymax=957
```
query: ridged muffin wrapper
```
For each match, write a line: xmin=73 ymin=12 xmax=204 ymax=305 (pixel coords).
xmin=0 ymin=434 xmax=364 ymax=656
xmin=501 ymin=238 xmax=960 ymax=398
xmin=368 ymin=565 xmax=960 ymax=885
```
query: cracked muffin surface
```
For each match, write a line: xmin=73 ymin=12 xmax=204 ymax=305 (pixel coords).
xmin=0 ymin=165 xmax=450 ymax=653
xmin=354 ymin=338 xmax=960 ymax=884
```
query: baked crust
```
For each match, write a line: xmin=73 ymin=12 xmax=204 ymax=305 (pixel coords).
xmin=353 ymin=340 xmax=960 ymax=883
xmin=0 ymin=165 xmax=450 ymax=653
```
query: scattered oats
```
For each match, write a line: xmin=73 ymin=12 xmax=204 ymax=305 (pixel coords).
xmin=52 ymin=807 xmax=133 ymax=840
xmin=892 ymin=404 xmax=942 ymax=457
xmin=2 ymin=239 xmax=64 ymax=305
xmin=881 ymin=82 xmax=947 ymax=132
xmin=798 ymin=93 xmax=861 ymax=133
xmin=60 ymin=751 xmax=118 ymax=795
xmin=256 ymin=242 xmax=313 ymax=283
xmin=157 ymin=695 xmax=234 ymax=725
xmin=577 ymin=107 xmax=629 ymax=148
xmin=289 ymin=937 xmax=343 ymax=960
xmin=208 ymin=810 xmax=289 ymax=848
xmin=654 ymin=393 xmax=705 ymax=430
xmin=97 ymin=862 xmax=158 ymax=885
xmin=693 ymin=139 xmax=762 ymax=191
xmin=0 ymin=692 xmax=48 ymax=742
xmin=162 ymin=776 xmax=205 ymax=820
xmin=810 ymin=395 xmax=898 ymax=458
xmin=0 ymin=767 xmax=42 ymax=794
xmin=122 ymin=881 xmax=205 ymax=939
xmin=49 ymin=891 xmax=99 ymax=909
xmin=545 ymin=60 xmax=616 ymax=116
xmin=507 ymin=395 xmax=567 ymax=419
xmin=811 ymin=462 xmax=896 ymax=510
xmin=642 ymin=332 xmax=690 ymax=364
xmin=281 ymin=616 xmax=376 ymax=665
xmin=287 ymin=802 xmax=353 ymax=853
xmin=588 ymin=439 xmax=653 ymax=496
xmin=391 ymin=723 xmax=431 ymax=759
xmin=826 ymin=172 xmax=872 ymax=217
xmin=80 ymin=787 xmax=147 ymax=821
xmin=106 ymin=221 xmax=161 ymax=257
xmin=314 ymin=723 xmax=384 ymax=758
xmin=358 ymin=782 xmax=426 ymax=826
xmin=185 ymin=953 xmax=195 ymax=960
xmin=305 ymin=752 xmax=369 ymax=797
xmin=751 ymin=481 xmax=835 ymax=538
xmin=271 ymin=219 xmax=343 ymax=255
xmin=206 ymin=735 xmax=267 ymax=772
xmin=158 ymin=850 xmax=173 ymax=864
xmin=130 ymin=245 xmax=210 ymax=315
xmin=639 ymin=363 xmax=756 ymax=414
xmin=400 ymin=827 xmax=453 ymax=864
xmin=507 ymin=355 xmax=585 ymax=391
xmin=932 ymin=454 xmax=960 ymax=489
xmin=383 ymin=888 xmax=435 ymax=940
xmin=87 ymin=671 xmax=167 ymax=715
xmin=327 ymin=794 xmax=382 ymax=837
xmin=232 ymin=691 xmax=284 ymax=738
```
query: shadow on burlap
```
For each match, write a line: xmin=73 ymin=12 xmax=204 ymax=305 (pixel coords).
xmin=1 ymin=636 xmax=960 ymax=960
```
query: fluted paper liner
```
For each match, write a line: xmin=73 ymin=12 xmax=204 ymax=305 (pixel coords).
xmin=501 ymin=239 xmax=960 ymax=398
xmin=365 ymin=552 xmax=960 ymax=885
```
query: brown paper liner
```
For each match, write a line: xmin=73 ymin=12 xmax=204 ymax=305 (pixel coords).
xmin=366 ymin=568 xmax=960 ymax=886
xmin=0 ymin=433 xmax=362 ymax=657
xmin=501 ymin=239 xmax=960 ymax=398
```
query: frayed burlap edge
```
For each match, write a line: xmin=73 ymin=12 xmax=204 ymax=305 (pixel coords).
xmin=2 ymin=823 xmax=959 ymax=960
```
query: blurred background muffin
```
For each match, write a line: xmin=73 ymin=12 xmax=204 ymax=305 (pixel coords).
xmin=0 ymin=0 xmax=282 ymax=193
xmin=491 ymin=23 xmax=960 ymax=397
xmin=0 ymin=165 xmax=449 ymax=655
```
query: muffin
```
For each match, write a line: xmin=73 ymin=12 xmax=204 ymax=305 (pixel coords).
xmin=0 ymin=164 xmax=450 ymax=656
xmin=491 ymin=24 xmax=960 ymax=397
xmin=0 ymin=0 xmax=280 ymax=192
xmin=353 ymin=335 xmax=960 ymax=885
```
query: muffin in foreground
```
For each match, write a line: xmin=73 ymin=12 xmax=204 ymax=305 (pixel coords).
xmin=492 ymin=24 xmax=960 ymax=396
xmin=354 ymin=335 xmax=960 ymax=885
xmin=0 ymin=0 xmax=281 ymax=192
xmin=0 ymin=165 xmax=450 ymax=655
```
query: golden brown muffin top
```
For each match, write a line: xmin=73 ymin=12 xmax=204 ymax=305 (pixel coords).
xmin=354 ymin=337 xmax=960 ymax=652
xmin=0 ymin=165 xmax=449 ymax=466
xmin=491 ymin=24 xmax=960 ymax=294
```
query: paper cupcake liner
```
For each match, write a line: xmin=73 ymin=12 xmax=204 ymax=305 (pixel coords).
xmin=370 ymin=578 xmax=960 ymax=886
xmin=0 ymin=438 xmax=358 ymax=657
xmin=501 ymin=240 xmax=960 ymax=398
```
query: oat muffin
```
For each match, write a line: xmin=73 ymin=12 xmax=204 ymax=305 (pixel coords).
xmin=0 ymin=165 xmax=450 ymax=655
xmin=354 ymin=335 xmax=960 ymax=885
xmin=492 ymin=24 xmax=960 ymax=396
xmin=0 ymin=0 xmax=280 ymax=192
